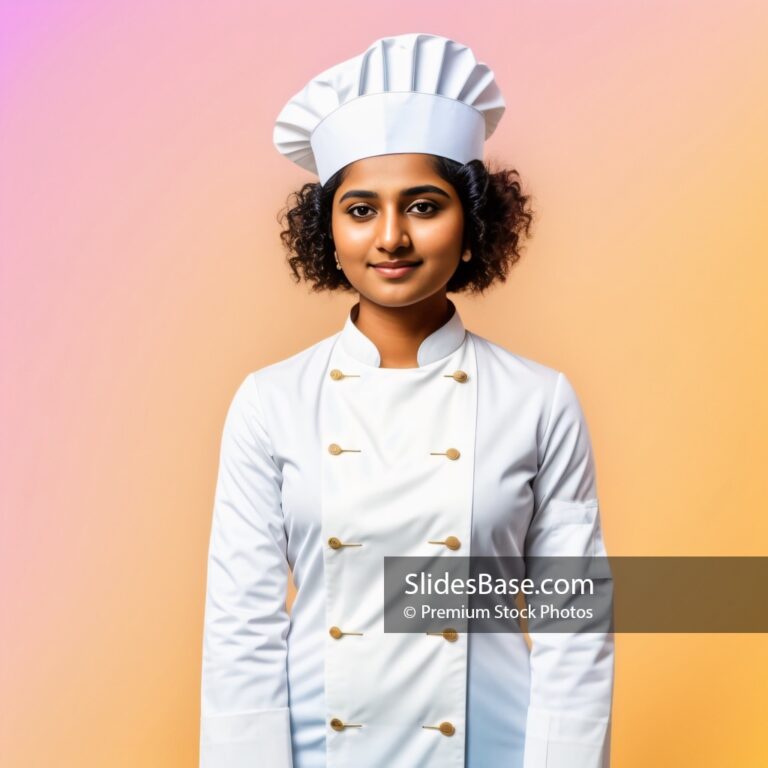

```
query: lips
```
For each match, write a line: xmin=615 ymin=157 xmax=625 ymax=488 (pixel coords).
xmin=369 ymin=260 xmax=422 ymax=279
xmin=370 ymin=260 xmax=422 ymax=268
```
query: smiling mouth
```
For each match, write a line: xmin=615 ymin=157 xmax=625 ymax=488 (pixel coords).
xmin=369 ymin=260 xmax=423 ymax=268
xmin=369 ymin=261 xmax=422 ymax=279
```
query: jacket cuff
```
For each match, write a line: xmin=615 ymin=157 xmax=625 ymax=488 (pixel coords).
xmin=200 ymin=707 xmax=293 ymax=768
xmin=523 ymin=706 xmax=611 ymax=767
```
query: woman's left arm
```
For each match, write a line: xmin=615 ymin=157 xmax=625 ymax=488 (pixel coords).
xmin=522 ymin=371 xmax=615 ymax=768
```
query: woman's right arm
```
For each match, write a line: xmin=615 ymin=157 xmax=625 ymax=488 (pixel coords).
xmin=199 ymin=373 xmax=294 ymax=768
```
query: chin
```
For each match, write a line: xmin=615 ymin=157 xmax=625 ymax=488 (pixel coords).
xmin=363 ymin=286 xmax=444 ymax=308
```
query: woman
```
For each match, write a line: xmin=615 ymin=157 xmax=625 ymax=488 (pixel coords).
xmin=200 ymin=33 xmax=614 ymax=768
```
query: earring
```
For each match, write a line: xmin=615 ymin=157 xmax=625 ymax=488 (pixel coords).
xmin=334 ymin=249 xmax=342 ymax=270
xmin=461 ymin=249 xmax=472 ymax=262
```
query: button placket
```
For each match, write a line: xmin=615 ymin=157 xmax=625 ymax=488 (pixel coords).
xmin=423 ymin=370 xmax=467 ymax=745
xmin=322 ymin=340 xmax=475 ymax=759
xmin=327 ymin=362 xmax=368 ymax=736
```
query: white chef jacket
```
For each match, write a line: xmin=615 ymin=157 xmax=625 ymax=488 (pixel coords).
xmin=199 ymin=298 xmax=614 ymax=768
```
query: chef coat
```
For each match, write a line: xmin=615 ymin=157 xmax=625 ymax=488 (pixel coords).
xmin=199 ymin=299 xmax=614 ymax=768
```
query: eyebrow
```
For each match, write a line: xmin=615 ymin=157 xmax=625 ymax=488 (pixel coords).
xmin=338 ymin=184 xmax=451 ymax=203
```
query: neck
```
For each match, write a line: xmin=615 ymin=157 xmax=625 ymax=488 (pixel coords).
xmin=353 ymin=292 xmax=454 ymax=368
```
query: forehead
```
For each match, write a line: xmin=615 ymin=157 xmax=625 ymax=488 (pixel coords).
xmin=339 ymin=153 xmax=442 ymax=187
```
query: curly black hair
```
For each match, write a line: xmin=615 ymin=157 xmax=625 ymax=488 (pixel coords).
xmin=277 ymin=156 xmax=536 ymax=295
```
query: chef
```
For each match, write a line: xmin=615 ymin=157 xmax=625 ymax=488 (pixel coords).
xmin=199 ymin=32 xmax=614 ymax=768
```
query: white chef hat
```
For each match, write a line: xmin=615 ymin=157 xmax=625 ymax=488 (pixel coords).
xmin=273 ymin=32 xmax=506 ymax=185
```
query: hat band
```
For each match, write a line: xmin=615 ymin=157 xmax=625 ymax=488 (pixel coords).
xmin=310 ymin=91 xmax=486 ymax=185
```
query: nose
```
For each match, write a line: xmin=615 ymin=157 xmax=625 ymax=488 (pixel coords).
xmin=375 ymin=203 xmax=411 ymax=253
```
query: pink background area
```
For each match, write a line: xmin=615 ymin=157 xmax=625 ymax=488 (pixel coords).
xmin=1 ymin=2 xmax=767 ymax=765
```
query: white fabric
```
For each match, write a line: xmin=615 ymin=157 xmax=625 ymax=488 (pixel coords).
xmin=199 ymin=299 xmax=615 ymax=767
xmin=200 ymin=708 xmax=293 ymax=768
xmin=310 ymin=91 xmax=485 ymax=187
xmin=273 ymin=32 xmax=506 ymax=184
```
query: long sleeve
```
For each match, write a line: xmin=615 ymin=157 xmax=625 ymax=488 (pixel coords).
xmin=522 ymin=372 xmax=615 ymax=767
xmin=199 ymin=373 xmax=294 ymax=768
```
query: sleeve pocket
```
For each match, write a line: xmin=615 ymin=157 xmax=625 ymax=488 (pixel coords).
xmin=527 ymin=498 xmax=600 ymax=557
xmin=546 ymin=498 xmax=599 ymax=525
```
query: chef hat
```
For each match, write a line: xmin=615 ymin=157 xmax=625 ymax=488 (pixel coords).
xmin=273 ymin=32 xmax=506 ymax=185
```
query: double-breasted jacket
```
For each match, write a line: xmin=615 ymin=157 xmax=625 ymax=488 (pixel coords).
xmin=200 ymin=299 xmax=614 ymax=767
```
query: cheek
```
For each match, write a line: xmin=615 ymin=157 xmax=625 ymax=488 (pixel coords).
xmin=414 ymin=215 xmax=463 ymax=254
xmin=332 ymin=216 xmax=370 ymax=252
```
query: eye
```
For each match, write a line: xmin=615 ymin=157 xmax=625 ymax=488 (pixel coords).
xmin=348 ymin=204 xmax=375 ymax=218
xmin=409 ymin=200 xmax=439 ymax=215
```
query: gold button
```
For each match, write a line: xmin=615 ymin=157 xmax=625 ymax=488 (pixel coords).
xmin=429 ymin=447 xmax=461 ymax=460
xmin=329 ymin=626 xmax=363 ymax=639
xmin=426 ymin=628 xmax=459 ymax=642
xmin=330 ymin=369 xmax=360 ymax=380
xmin=428 ymin=536 xmax=461 ymax=551
xmin=328 ymin=443 xmax=361 ymax=455
xmin=422 ymin=721 xmax=455 ymax=736
xmin=444 ymin=370 xmax=468 ymax=383
xmin=328 ymin=537 xmax=362 ymax=550
xmin=330 ymin=717 xmax=362 ymax=731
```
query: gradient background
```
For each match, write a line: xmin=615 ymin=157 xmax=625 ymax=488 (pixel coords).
xmin=1 ymin=2 xmax=767 ymax=766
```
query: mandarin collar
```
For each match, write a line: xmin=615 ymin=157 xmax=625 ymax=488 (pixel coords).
xmin=339 ymin=299 xmax=467 ymax=368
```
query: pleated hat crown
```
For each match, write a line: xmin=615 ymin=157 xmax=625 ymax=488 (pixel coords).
xmin=273 ymin=32 xmax=506 ymax=185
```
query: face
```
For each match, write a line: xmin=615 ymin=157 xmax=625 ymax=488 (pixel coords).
xmin=331 ymin=153 xmax=465 ymax=308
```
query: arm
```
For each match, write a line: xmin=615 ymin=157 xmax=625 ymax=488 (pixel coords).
xmin=199 ymin=374 xmax=294 ymax=768
xmin=522 ymin=372 xmax=614 ymax=768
